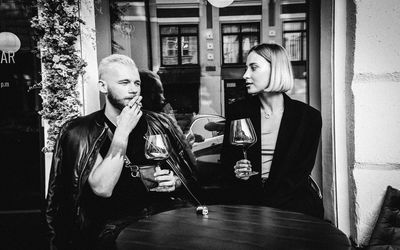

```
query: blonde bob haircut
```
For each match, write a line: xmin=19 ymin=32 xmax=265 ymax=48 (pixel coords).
xmin=98 ymin=54 xmax=137 ymax=80
xmin=248 ymin=43 xmax=294 ymax=92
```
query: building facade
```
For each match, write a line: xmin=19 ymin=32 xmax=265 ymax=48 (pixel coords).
xmin=95 ymin=0 xmax=309 ymax=127
xmin=2 ymin=0 xmax=400 ymax=247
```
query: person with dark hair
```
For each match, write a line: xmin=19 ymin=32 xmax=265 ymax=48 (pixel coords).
xmin=221 ymin=43 xmax=324 ymax=219
xmin=139 ymin=69 xmax=174 ymax=117
xmin=45 ymin=54 xmax=199 ymax=249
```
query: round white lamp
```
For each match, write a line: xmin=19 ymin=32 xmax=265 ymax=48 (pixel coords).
xmin=0 ymin=32 xmax=21 ymax=53
xmin=207 ymin=0 xmax=234 ymax=8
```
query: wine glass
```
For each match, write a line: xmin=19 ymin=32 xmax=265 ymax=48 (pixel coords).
xmin=144 ymin=134 xmax=170 ymax=191
xmin=144 ymin=134 xmax=170 ymax=164
xmin=229 ymin=118 xmax=258 ymax=177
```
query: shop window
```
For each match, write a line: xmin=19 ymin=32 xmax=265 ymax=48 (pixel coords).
xmin=283 ymin=21 xmax=306 ymax=62
xmin=0 ymin=0 xmax=43 ymax=212
xmin=160 ymin=25 xmax=198 ymax=66
xmin=283 ymin=20 xmax=307 ymax=104
xmin=221 ymin=23 xmax=260 ymax=65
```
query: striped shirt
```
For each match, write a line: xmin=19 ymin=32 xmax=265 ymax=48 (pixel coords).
xmin=260 ymin=107 xmax=283 ymax=179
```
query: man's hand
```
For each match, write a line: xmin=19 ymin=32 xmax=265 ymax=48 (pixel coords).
xmin=115 ymin=95 xmax=143 ymax=137
xmin=150 ymin=166 xmax=179 ymax=192
xmin=88 ymin=96 xmax=143 ymax=197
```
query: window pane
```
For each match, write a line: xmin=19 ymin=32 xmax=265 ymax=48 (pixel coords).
xmin=242 ymin=35 xmax=259 ymax=60
xmin=223 ymin=35 xmax=239 ymax=63
xmin=287 ymin=64 xmax=307 ymax=103
xmin=181 ymin=26 xmax=197 ymax=34
xmin=162 ymin=37 xmax=178 ymax=65
xmin=241 ymin=23 xmax=259 ymax=32
xmin=181 ymin=36 xmax=198 ymax=64
xmin=222 ymin=24 xmax=240 ymax=34
xmin=283 ymin=22 xmax=305 ymax=31
xmin=284 ymin=32 xmax=301 ymax=61
xmin=160 ymin=26 xmax=178 ymax=35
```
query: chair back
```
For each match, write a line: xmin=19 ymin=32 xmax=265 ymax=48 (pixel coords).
xmin=309 ymin=176 xmax=322 ymax=199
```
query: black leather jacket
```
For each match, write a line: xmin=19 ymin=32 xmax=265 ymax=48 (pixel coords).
xmin=45 ymin=110 xmax=199 ymax=249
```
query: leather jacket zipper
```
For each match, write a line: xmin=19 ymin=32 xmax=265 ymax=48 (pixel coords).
xmin=75 ymin=127 xmax=107 ymax=215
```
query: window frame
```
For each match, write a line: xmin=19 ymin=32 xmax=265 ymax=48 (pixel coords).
xmin=221 ymin=22 xmax=260 ymax=65
xmin=159 ymin=24 xmax=199 ymax=67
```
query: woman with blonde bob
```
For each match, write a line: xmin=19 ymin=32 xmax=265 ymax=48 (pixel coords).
xmin=221 ymin=43 xmax=324 ymax=218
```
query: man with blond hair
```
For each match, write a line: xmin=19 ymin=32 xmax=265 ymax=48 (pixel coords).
xmin=45 ymin=54 xmax=199 ymax=249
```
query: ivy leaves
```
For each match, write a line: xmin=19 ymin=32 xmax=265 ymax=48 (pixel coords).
xmin=31 ymin=0 xmax=87 ymax=152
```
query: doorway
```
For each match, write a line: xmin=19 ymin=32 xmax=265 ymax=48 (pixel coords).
xmin=0 ymin=0 xmax=44 ymax=212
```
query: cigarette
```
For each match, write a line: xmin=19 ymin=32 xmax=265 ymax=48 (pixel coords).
xmin=128 ymin=102 xmax=142 ymax=108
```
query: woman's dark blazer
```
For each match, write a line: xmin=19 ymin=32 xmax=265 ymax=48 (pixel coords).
xmin=221 ymin=93 xmax=323 ymax=218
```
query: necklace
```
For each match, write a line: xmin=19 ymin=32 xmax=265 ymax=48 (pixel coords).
xmin=261 ymin=108 xmax=272 ymax=119
xmin=261 ymin=107 xmax=284 ymax=119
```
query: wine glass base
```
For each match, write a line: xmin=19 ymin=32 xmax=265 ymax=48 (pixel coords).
xmin=247 ymin=171 xmax=258 ymax=177
xmin=150 ymin=186 xmax=171 ymax=192
xmin=238 ymin=171 xmax=258 ymax=178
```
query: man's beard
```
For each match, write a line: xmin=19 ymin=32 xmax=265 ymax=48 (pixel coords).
xmin=107 ymin=92 xmax=126 ymax=111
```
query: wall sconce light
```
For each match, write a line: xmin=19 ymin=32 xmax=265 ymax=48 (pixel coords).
xmin=207 ymin=0 xmax=234 ymax=8
xmin=0 ymin=32 xmax=21 ymax=53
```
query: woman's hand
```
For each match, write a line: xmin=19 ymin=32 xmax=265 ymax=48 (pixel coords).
xmin=151 ymin=166 xmax=179 ymax=192
xmin=234 ymin=159 xmax=253 ymax=180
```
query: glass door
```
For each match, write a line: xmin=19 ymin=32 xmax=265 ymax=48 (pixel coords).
xmin=0 ymin=0 xmax=43 ymax=211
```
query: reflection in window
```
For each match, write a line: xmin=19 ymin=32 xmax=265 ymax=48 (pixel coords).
xmin=161 ymin=37 xmax=178 ymax=65
xmin=283 ymin=21 xmax=306 ymax=62
xmin=181 ymin=36 xmax=198 ymax=64
xmin=222 ymin=23 xmax=260 ymax=64
xmin=223 ymin=35 xmax=239 ymax=63
xmin=160 ymin=25 xmax=198 ymax=66
xmin=283 ymin=20 xmax=308 ymax=103
xmin=242 ymin=35 xmax=258 ymax=62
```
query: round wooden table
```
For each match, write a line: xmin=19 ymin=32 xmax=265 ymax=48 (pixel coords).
xmin=116 ymin=205 xmax=351 ymax=250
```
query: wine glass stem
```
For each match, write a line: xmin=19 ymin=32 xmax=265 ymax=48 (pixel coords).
xmin=243 ymin=148 xmax=247 ymax=160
